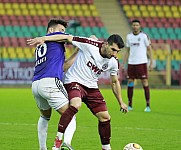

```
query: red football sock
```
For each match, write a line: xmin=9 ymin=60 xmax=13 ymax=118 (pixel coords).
xmin=58 ymin=106 xmax=78 ymax=133
xmin=128 ymin=86 xmax=134 ymax=107
xmin=98 ymin=120 xmax=111 ymax=145
xmin=143 ymin=86 xmax=150 ymax=107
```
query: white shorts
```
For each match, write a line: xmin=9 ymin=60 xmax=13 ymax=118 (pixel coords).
xmin=32 ymin=78 xmax=69 ymax=110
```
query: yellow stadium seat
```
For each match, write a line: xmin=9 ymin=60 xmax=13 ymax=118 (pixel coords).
xmin=6 ymin=9 xmax=14 ymax=15
xmin=73 ymin=4 xmax=81 ymax=10
xmin=29 ymin=9 xmax=37 ymax=16
xmin=159 ymin=54 xmax=166 ymax=60
xmin=155 ymin=6 xmax=162 ymax=12
xmin=50 ymin=4 xmax=57 ymax=10
xmin=12 ymin=3 xmax=19 ymax=10
xmin=38 ymin=9 xmax=45 ymax=16
xmin=0 ymin=9 xmax=5 ymax=15
xmin=147 ymin=5 xmax=154 ymax=12
xmin=42 ymin=4 xmax=50 ymax=10
xmin=58 ymin=4 xmax=65 ymax=10
xmin=81 ymin=4 xmax=88 ymax=11
xmin=27 ymin=3 xmax=34 ymax=10
xmin=15 ymin=9 xmax=22 ymax=15
xmin=0 ymin=3 xmax=3 ymax=9
xmin=165 ymin=11 xmax=172 ymax=18
xmin=66 ymin=4 xmax=73 ymax=10
xmin=157 ymin=11 xmax=164 ymax=18
xmin=44 ymin=9 xmax=52 ymax=16
xmin=163 ymin=6 xmax=170 ymax=12
xmin=89 ymin=5 xmax=96 ymax=11
xmin=150 ymin=11 xmax=157 ymax=17
xmin=134 ymin=11 xmax=141 ymax=17
xmin=139 ymin=5 xmax=146 ymax=11
xmin=68 ymin=10 xmax=76 ymax=16
xmin=84 ymin=10 xmax=91 ymax=16
xmin=171 ymin=6 xmax=178 ymax=12
xmin=35 ymin=3 xmax=42 ymax=10
xmin=131 ymin=5 xmax=138 ymax=11
xmin=76 ymin=10 xmax=83 ymax=16
xmin=20 ymin=3 xmax=27 ymax=9
xmin=179 ymin=6 xmax=181 ymax=12
xmin=92 ymin=11 xmax=99 ymax=17
xmin=52 ymin=10 xmax=60 ymax=16
xmin=173 ymin=12 xmax=180 ymax=18
xmin=4 ymin=3 xmax=12 ymax=9
xmin=126 ymin=11 xmax=133 ymax=17
xmin=22 ymin=9 xmax=29 ymax=15
xmin=142 ymin=10 xmax=149 ymax=17
xmin=60 ymin=10 xmax=68 ymax=16
xmin=123 ymin=5 xmax=130 ymax=11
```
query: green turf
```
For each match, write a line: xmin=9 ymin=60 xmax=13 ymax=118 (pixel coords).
xmin=0 ymin=88 xmax=180 ymax=150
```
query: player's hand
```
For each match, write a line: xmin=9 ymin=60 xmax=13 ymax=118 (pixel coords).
xmin=120 ymin=102 xmax=128 ymax=113
xmin=27 ymin=37 xmax=45 ymax=46
xmin=149 ymin=63 xmax=153 ymax=72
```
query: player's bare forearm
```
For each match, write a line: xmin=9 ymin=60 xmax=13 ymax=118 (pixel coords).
xmin=110 ymin=75 xmax=128 ymax=113
xmin=123 ymin=48 xmax=129 ymax=66
xmin=147 ymin=45 xmax=153 ymax=71
xmin=27 ymin=34 xmax=74 ymax=46
xmin=64 ymin=47 xmax=79 ymax=72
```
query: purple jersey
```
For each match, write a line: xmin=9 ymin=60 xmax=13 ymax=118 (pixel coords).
xmin=33 ymin=32 xmax=66 ymax=81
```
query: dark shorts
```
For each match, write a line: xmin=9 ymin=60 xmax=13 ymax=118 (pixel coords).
xmin=64 ymin=82 xmax=107 ymax=115
xmin=127 ymin=63 xmax=148 ymax=79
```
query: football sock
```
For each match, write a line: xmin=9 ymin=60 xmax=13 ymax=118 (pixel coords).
xmin=38 ymin=116 xmax=49 ymax=150
xmin=143 ymin=86 xmax=150 ymax=107
xmin=128 ymin=86 xmax=134 ymax=107
xmin=102 ymin=144 xmax=111 ymax=150
xmin=64 ymin=115 xmax=76 ymax=145
xmin=58 ymin=106 xmax=78 ymax=133
xmin=99 ymin=120 xmax=111 ymax=145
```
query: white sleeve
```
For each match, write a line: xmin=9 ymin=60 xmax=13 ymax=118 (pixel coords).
xmin=144 ymin=34 xmax=150 ymax=46
xmin=126 ymin=35 xmax=130 ymax=48
xmin=109 ymin=58 xmax=119 ymax=76
xmin=72 ymin=37 xmax=98 ymax=52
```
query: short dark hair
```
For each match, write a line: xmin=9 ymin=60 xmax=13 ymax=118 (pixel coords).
xmin=107 ymin=34 xmax=124 ymax=49
xmin=131 ymin=19 xmax=140 ymax=24
xmin=46 ymin=18 xmax=68 ymax=32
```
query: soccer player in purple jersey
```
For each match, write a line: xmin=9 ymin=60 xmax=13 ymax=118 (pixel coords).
xmin=27 ymin=33 xmax=128 ymax=150
xmin=31 ymin=18 xmax=77 ymax=150
xmin=123 ymin=19 xmax=153 ymax=112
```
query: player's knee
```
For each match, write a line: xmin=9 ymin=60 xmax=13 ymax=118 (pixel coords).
xmin=128 ymin=81 xmax=134 ymax=87
xmin=70 ymin=98 xmax=82 ymax=110
xmin=97 ymin=111 xmax=111 ymax=122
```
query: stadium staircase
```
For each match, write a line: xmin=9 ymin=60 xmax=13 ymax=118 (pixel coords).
xmin=94 ymin=0 xmax=131 ymax=39
xmin=118 ymin=0 xmax=181 ymax=85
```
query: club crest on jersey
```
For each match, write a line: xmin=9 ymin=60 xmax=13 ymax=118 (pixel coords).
xmin=102 ymin=63 xmax=108 ymax=70
xmin=138 ymin=37 xmax=141 ymax=41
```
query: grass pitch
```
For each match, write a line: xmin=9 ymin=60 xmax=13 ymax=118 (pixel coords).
xmin=0 ymin=88 xmax=180 ymax=150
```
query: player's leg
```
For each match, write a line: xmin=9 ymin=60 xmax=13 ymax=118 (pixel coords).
xmin=96 ymin=111 xmax=112 ymax=150
xmin=38 ymin=109 xmax=52 ymax=150
xmin=141 ymin=78 xmax=151 ymax=112
xmin=127 ymin=64 xmax=135 ymax=110
xmin=52 ymin=82 xmax=83 ymax=149
xmin=85 ymin=88 xmax=111 ymax=150
xmin=32 ymin=80 xmax=52 ymax=150
xmin=127 ymin=79 xmax=134 ymax=110
xmin=138 ymin=63 xmax=151 ymax=112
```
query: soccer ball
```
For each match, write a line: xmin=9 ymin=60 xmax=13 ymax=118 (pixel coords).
xmin=123 ymin=143 xmax=143 ymax=150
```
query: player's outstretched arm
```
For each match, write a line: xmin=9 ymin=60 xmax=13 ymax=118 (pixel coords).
xmin=110 ymin=75 xmax=128 ymax=113
xmin=64 ymin=47 xmax=79 ymax=72
xmin=27 ymin=34 xmax=74 ymax=46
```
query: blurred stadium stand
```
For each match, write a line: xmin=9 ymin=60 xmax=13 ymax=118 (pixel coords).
xmin=0 ymin=0 xmax=180 ymax=86
xmin=119 ymin=0 xmax=181 ymax=85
